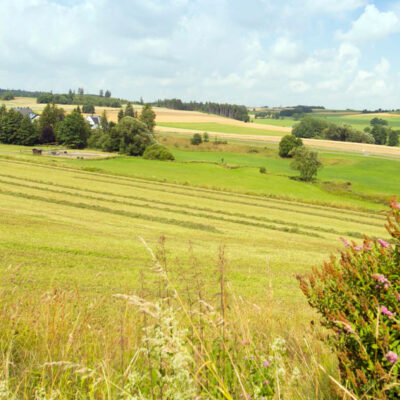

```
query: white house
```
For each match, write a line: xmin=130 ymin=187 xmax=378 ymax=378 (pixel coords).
xmin=85 ymin=115 xmax=101 ymax=129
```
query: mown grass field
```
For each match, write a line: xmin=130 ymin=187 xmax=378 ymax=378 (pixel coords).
xmin=0 ymin=139 xmax=397 ymax=398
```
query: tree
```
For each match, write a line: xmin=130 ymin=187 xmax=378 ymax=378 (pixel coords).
xmin=78 ymin=87 xmax=84 ymax=95
xmin=100 ymin=110 xmax=109 ymax=132
xmin=15 ymin=115 xmax=40 ymax=145
xmin=56 ymin=108 xmax=90 ymax=148
xmin=0 ymin=108 xmax=23 ymax=144
xmin=82 ymin=103 xmax=95 ymax=114
xmin=370 ymin=117 xmax=388 ymax=126
xmin=203 ymin=132 xmax=209 ymax=142
xmin=292 ymin=116 xmax=328 ymax=138
xmin=113 ymin=116 xmax=154 ymax=155
xmin=105 ymin=90 xmax=111 ymax=98
xmin=371 ymin=125 xmax=388 ymax=145
xmin=279 ymin=135 xmax=303 ymax=158
xmin=140 ymin=96 xmax=144 ymax=105
xmin=38 ymin=103 xmax=64 ymax=143
xmin=388 ymin=130 xmax=399 ymax=147
xmin=99 ymin=89 xmax=104 ymax=97
xmin=139 ymin=104 xmax=156 ymax=131
xmin=191 ymin=133 xmax=202 ymax=145
xmin=117 ymin=109 xmax=125 ymax=122
xmin=1 ymin=91 xmax=14 ymax=100
xmin=37 ymin=93 xmax=54 ymax=104
xmin=290 ymin=146 xmax=322 ymax=181
xmin=125 ymin=102 xmax=135 ymax=117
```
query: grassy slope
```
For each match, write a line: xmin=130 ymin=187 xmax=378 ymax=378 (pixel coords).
xmin=157 ymin=122 xmax=284 ymax=136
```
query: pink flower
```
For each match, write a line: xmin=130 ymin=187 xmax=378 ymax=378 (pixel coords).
xmin=263 ymin=360 xmax=270 ymax=368
xmin=385 ymin=351 xmax=398 ymax=364
xmin=377 ymin=239 xmax=390 ymax=248
xmin=381 ymin=306 xmax=396 ymax=319
xmin=340 ymin=237 xmax=350 ymax=247
xmin=372 ymin=274 xmax=389 ymax=284
xmin=354 ymin=246 xmax=363 ymax=251
xmin=241 ymin=339 xmax=248 ymax=346
xmin=390 ymin=200 xmax=400 ymax=210
xmin=363 ymin=243 xmax=372 ymax=251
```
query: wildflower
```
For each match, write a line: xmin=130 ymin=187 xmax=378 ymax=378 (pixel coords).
xmin=377 ymin=239 xmax=390 ymax=248
xmin=381 ymin=306 xmax=396 ymax=319
xmin=396 ymin=293 xmax=400 ymax=301
xmin=363 ymin=242 xmax=372 ymax=251
xmin=340 ymin=237 xmax=350 ymax=247
xmin=372 ymin=274 xmax=388 ymax=284
xmin=390 ymin=200 xmax=400 ymax=209
xmin=271 ymin=337 xmax=287 ymax=355
xmin=385 ymin=351 xmax=399 ymax=364
xmin=354 ymin=246 xmax=363 ymax=251
xmin=263 ymin=360 xmax=270 ymax=368
xmin=241 ymin=339 xmax=248 ymax=346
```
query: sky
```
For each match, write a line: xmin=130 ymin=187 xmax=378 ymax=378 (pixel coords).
xmin=1 ymin=0 xmax=400 ymax=109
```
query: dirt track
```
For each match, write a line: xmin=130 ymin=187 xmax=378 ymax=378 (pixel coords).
xmin=156 ymin=126 xmax=400 ymax=157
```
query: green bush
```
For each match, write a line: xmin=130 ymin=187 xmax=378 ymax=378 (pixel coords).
xmin=279 ymin=135 xmax=303 ymax=158
xmin=191 ymin=133 xmax=202 ymax=145
xmin=1 ymin=91 xmax=14 ymax=100
xmin=82 ymin=103 xmax=95 ymax=114
xmin=143 ymin=144 xmax=175 ymax=161
xmin=298 ymin=199 xmax=400 ymax=399
xmin=259 ymin=166 xmax=266 ymax=174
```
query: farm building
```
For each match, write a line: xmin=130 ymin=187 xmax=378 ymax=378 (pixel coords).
xmin=85 ymin=115 xmax=101 ymax=129
xmin=13 ymin=107 xmax=39 ymax=121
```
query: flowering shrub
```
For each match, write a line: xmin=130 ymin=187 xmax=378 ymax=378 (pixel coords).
xmin=298 ymin=198 xmax=400 ymax=399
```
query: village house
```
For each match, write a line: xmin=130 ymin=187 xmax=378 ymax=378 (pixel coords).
xmin=13 ymin=107 xmax=39 ymax=121
xmin=85 ymin=115 xmax=101 ymax=129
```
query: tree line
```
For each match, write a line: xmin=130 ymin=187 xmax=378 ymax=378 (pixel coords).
xmin=153 ymin=99 xmax=250 ymax=122
xmin=37 ymin=91 xmax=122 ymax=108
xmin=292 ymin=116 xmax=399 ymax=146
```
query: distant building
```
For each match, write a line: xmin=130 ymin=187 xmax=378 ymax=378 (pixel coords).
xmin=13 ymin=107 xmax=38 ymax=121
xmin=85 ymin=115 xmax=101 ymax=129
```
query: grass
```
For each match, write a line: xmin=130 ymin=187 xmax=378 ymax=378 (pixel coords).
xmin=0 ymin=139 xmax=397 ymax=398
xmin=157 ymin=122 xmax=285 ymax=136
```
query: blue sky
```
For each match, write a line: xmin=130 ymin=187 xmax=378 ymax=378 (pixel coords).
xmin=1 ymin=0 xmax=400 ymax=109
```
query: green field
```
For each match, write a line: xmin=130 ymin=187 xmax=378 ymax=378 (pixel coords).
xmin=0 ymin=141 xmax=397 ymax=398
xmin=157 ymin=121 xmax=285 ymax=136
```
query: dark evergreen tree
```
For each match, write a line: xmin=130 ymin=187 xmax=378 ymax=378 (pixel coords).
xmin=388 ymin=130 xmax=399 ymax=147
xmin=125 ymin=102 xmax=135 ymax=117
xmin=105 ymin=90 xmax=111 ymax=98
xmin=139 ymin=104 xmax=156 ymax=131
xmin=117 ymin=109 xmax=124 ymax=122
xmin=15 ymin=115 xmax=40 ymax=145
xmin=56 ymin=109 xmax=90 ymax=148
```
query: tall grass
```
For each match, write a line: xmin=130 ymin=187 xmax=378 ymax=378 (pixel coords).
xmin=0 ymin=239 xmax=345 ymax=399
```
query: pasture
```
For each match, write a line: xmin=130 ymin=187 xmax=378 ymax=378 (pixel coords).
xmin=0 ymin=141 xmax=396 ymax=398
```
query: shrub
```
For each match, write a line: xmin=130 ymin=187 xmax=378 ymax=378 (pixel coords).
xmin=290 ymin=146 xmax=322 ymax=181
xmin=279 ymin=135 xmax=303 ymax=158
xmin=388 ymin=130 xmax=399 ymax=147
xmin=143 ymin=144 xmax=175 ymax=161
xmin=202 ymin=132 xmax=209 ymax=142
xmin=191 ymin=133 xmax=202 ymax=145
xmin=259 ymin=166 xmax=266 ymax=174
xmin=297 ymin=198 xmax=400 ymax=399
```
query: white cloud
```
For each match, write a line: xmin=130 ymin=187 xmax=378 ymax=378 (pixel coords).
xmin=305 ymin=0 xmax=367 ymax=14
xmin=336 ymin=4 xmax=400 ymax=43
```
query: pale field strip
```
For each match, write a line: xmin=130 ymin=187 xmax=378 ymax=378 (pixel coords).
xmin=156 ymin=126 xmax=400 ymax=157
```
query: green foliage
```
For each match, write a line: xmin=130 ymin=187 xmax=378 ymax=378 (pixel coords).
xmin=143 ymin=144 xmax=175 ymax=160
xmin=290 ymin=146 xmax=322 ymax=181
xmin=15 ymin=115 xmax=40 ymax=146
xmin=370 ymin=117 xmax=388 ymax=126
xmin=82 ymin=103 xmax=95 ymax=114
xmin=202 ymin=132 xmax=209 ymax=142
xmin=371 ymin=125 xmax=388 ymax=145
xmin=279 ymin=135 xmax=303 ymax=158
xmin=124 ymin=102 xmax=135 ymax=118
xmin=191 ymin=133 xmax=202 ymax=145
xmin=388 ymin=130 xmax=399 ymax=147
xmin=0 ymin=108 xmax=23 ymax=144
xmin=259 ymin=166 xmax=266 ymax=174
xmin=56 ymin=109 xmax=90 ymax=148
xmin=1 ymin=91 xmax=14 ymax=101
xmin=38 ymin=103 xmax=65 ymax=144
xmin=114 ymin=116 xmax=154 ymax=156
xmin=139 ymin=103 xmax=156 ymax=132
xmin=36 ymin=93 xmax=53 ymax=104
xmin=292 ymin=116 xmax=329 ymax=138
xmin=298 ymin=200 xmax=400 ymax=399
xmin=117 ymin=108 xmax=124 ymax=122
